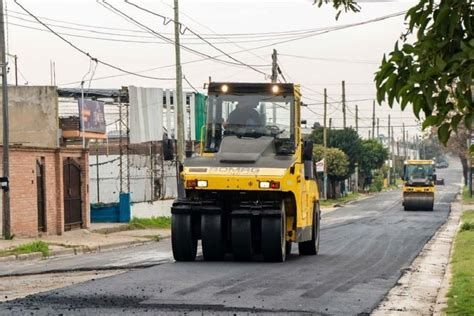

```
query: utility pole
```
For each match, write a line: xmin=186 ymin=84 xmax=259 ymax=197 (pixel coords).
xmin=355 ymin=104 xmax=358 ymax=133
xmin=402 ymin=123 xmax=406 ymax=159
xmin=174 ymin=0 xmax=185 ymax=198
xmin=50 ymin=60 xmax=53 ymax=86
xmin=368 ymin=130 xmax=371 ymax=139
xmin=342 ymin=80 xmax=346 ymax=129
xmin=0 ymin=0 xmax=10 ymax=238
xmin=372 ymin=100 xmax=375 ymax=140
xmin=323 ymin=88 xmax=328 ymax=200
xmin=377 ymin=118 xmax=380 ymax=139
xmin=96 ymin=141 xmax=100 ymax=203
xmin=80 ymin=81 xmax=85 ymax=148
xmin=354 ymin=102 xmax=359 ymax=193
xmin=271 ymin=49 xmax=278 ymax=83
xmin=271 ymin=49 xmax=278 ymax=124
xmin=406 ymin=130 xmax=409 ymax=159
xmin=397 ymin=139 xmax=400 ymax=157
xmin=329 ymin=117 xmax=332 ymax=130
xmin=13 ymin=55 xmax=17 ymax=86
xmin=391 ymin=126 xmax=395 ymax=178
xmin=388 ymin=114 xmax=391 ymax=185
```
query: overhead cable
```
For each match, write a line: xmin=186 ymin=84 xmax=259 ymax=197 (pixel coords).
xmin=14 ymin=0 xmax=175 ymax=81
xmin=123 ymin=0 xmax=268 ymax=77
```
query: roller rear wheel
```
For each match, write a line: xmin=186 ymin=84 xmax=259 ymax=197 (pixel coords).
xmin=201 ymin=214 xmax=226 ymax=261
xmin=171 ymin=214 xmax=197 ymax=261
xmin=261 ymin=203 xmax=287 ymax=262
xmin=231 ymin=216 xmax=253 ymax=261
xmin=298 ymin=203 xmax=320 ymax=256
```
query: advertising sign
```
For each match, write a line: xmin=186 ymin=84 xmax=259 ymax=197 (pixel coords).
xmin=78 ymin=99 xmax=106 ymax=133
xmin=316 ymin=159 xmax=325 ymax=173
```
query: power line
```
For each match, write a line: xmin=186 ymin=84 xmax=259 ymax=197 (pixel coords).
xmin=8 ymin=21 xmax=173 ymax=45
xmin=60 ymin=9 xmax=405 ymax=86
xmin=13 ymin=0 xmax=176 ymax=81
xmin=124 ymin=0 xmax=268 ymax=77
xmin=6 ymin=8 xmax=399 ymax=39
xmin=280 ymin=53 xmax=379 ymax=65
xmin=330 ymin=124 xmax=419 ymax=130
xmin=99 ymin=0 xmax=268 ymax=76
xmin=183 ymin=75 xmax=198 ymax=93
xmin=306 ymin=98 xmax=374 ymax=106
xmin=8 ymin=14 xmax=326 ymax=46
xmin=160 ymin=0 xmax=270 ymax=67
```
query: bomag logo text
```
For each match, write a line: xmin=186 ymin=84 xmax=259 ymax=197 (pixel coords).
xmin=209 ymin=167 xmax=260 ymax=175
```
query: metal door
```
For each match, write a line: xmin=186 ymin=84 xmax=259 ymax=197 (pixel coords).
xmin=63 ymin=158 xmax=82 ymax=230
xmin=36 ymin=160 xmax=46 ymax=232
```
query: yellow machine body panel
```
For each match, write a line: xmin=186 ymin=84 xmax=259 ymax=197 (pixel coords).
xmin=183 ymin=164 xmax=319 ymax=236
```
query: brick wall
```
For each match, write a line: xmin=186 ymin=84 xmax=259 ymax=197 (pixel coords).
xmin=0 ymin=146 xmax=89 ymax=238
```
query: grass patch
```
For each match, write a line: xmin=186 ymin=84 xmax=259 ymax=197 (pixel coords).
xmin=445 ymin=210 xmax=474 ymax=314
xmin=462 ymin=186 xmax=474 ymax=204
xmin=128 ymin=216 xmax=171 ymax=230
xmin=0 ymin=240 xmax=49 ymax=257
xmin=320 ymin=193 xmax=360 ymax=207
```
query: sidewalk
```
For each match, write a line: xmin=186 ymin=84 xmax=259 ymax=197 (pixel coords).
xmin=0 ymin=223 xmax=171 ymax=262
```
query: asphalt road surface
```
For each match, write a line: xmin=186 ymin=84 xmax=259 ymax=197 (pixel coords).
xmin=0 ymin=166 xmax=461 ymax=315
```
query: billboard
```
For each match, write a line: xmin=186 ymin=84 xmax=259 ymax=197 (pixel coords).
xmin=78 ymin=99 xmax=106 ymax=133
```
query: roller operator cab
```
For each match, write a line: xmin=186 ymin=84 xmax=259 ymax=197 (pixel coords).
xmin=171 ymin=82 xmax=320 ymax=262
xmin=402 ymin=160 xmax=436 ymax=211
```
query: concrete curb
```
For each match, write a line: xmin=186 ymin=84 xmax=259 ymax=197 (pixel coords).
xmin=0 ymin=238 xmax=163 ymax=263
xmin=17 ymin=252 xmax=43 ymax=261
xmin=89 ymin=224 xmax=130 ymax=235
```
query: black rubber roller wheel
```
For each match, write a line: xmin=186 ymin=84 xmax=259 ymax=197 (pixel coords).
xmin=201 ymin=214 xmax=226 ymax=261
xmin=298 ymin=203 xmax=320 ymax=255
xmin=231 ymin=216 xmax=253 ymax=261
xmin=261 ymin=203 xmax=287 ymax=262
xmin=171 ymin=214 xmax=197 ymax=261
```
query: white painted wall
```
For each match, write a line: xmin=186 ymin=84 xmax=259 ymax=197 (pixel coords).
xmin=90 ymin=154 xmax=178 ymax=204
xmin=132 ymin=199 xmax=174 ymax=218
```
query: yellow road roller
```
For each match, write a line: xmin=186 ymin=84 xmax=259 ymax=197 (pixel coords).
xmin=402 ymin=160 xmax=435 ymax=211
xmin=171 ymin=82 xmax=320 ymax=262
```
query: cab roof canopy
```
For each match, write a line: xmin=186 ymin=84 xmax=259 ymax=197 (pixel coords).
xmin=208 ymin=82 xmax=296 ymax=95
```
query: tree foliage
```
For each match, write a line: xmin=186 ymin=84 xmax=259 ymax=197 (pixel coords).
xmin=313 ymin=144 xmax=349 ymax=180
xmin=374 ymin=0 xmax=473 ymax=144
xmin=313 ymin=0 xmax=360 ymax=19
xmin=310 ymin=128 xmax=361 ymax=175
xmin=359 ymin=139 xmax=389 ymax=177
xmin=318 ymin=0 xmax=473 ymax=144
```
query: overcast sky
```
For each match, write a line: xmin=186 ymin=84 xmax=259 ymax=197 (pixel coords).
xmin=5 ymin=0 xmax=423 ymax=139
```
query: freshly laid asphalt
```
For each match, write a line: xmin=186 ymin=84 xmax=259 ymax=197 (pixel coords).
xmin=0 ymin=166 xmax=461 ymax=315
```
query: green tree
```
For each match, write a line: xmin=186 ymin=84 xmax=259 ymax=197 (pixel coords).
xmin=313 ymin=145 xmax=349 ymax=180
xmin=317 ymin=0 xmax=473 ymax=144
xmin=374 ymin=1 xmax=473 ymax=144
xmin=313 ymin=145 xmax=350 ymax=198
xmin=310 ymin=128 xmax=361 ymax=175
xmin=359 ymin=139 xmax=389 ymax=179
